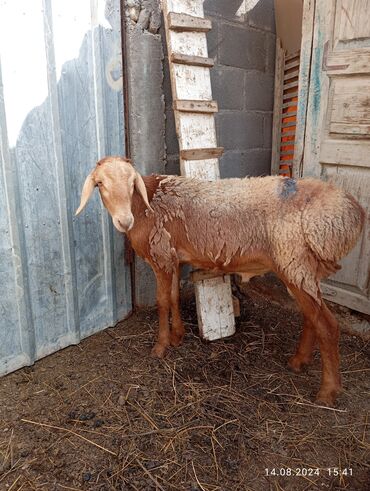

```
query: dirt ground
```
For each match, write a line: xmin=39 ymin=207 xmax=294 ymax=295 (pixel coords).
xmin=0 ymin=277 xmax=369 ymax=491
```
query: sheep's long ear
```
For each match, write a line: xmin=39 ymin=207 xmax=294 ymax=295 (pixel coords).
xmin=75 ymin=173 xmax=96 ymax=215
xmin=134 ymin=171 xmax=154 ymax=213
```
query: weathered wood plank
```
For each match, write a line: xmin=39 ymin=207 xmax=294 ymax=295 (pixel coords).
xmin=320 ymin=139 xmax=370 ymax=167
xmin=173 ymin=64 xmax=212 ymax=100
xmin=329 ymin=77 xmax=370 ymax=136
xmin=195 ymin=276 xmax=235 ymax=341
xmin=181 ymin=158 xmax=220 ymax=180
xmin=167 ymin=0 xmax=204 ymax=17
xmin=173 ymin=99 xmax=218 ymax=113
xmin=168 ymin=12 xmax=212 ymax=32
xmin=180 ymin=146 xmax=224 ymax=160
xmin=191 ymin=270 xmax=226 ymax=282
xmin=325 ymin=50 xmax=370 ymax=74
xmin=177 ymin=112 xmax=217 ymax=149
xmin=171 ymin=52 xmax=214 ymax=67
xmin=271 ymin=37 xmax=285 ymax=175
xmin=169 ymin=30 xmax=208 ymax=58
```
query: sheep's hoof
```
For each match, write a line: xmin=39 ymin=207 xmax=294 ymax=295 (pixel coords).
xmin=151 ymin=343 xmax=167 ymax=358
xmin=315 ymin=387 xmax=341 ymax=407
xmin=315 ymin=393 xmax=336 ymax=407
xmin=170 ymin=331 xmax=184 ymax=347
xmin=288 ymin=355 xmax=313 ymax=373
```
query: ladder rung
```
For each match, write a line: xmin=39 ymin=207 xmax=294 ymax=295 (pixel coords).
xmin=280 ymin=160 xmax=293 ymax=166
xmin=168 ymin=12 xmax=212 ymax=32
xmin=282 ymin=100 xmax=297 ymax=109
xmin=283 ymin=91 xmax=298 ymax=100
xmin=171 ymin=52 xmax=214 ymax=67
xmin=280 ymin=131 xmax=296 ymax=137
xmin=281 ymin=121 xmax=296 ymax=129
xmin=173 ymin=99 xmax=218 ymax=113
xmin=180 ymin=147 xmax=224 ymax=161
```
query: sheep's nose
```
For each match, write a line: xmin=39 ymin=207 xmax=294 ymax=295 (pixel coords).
xmin=117 ymin=215 xmax=134 ymax=232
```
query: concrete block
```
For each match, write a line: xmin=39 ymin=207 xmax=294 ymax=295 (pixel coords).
xmin=265 ymin=32 xmax=276 ymax=74
xmin=206 ymin=16 xmax=219 ymax=60
xmin=126 ymin=25 xmax=165 ymax=307
xmin=165 ymin=155 xmax=180 ymax=176
xmin=211 ymin=67 xmax=245 ymax=110
xmin=263 ymin=113 xmax=273 ymax=149
xmin=219 ymin=23 xmax=266 ymax=71
xmin=204 ymin=0 xmax=246 ymax=21
xmin=248 ymin=0 xmax=275 ymax=32
xmin=244 ymin=71 xmax=274 ymax=111
xmin=163 ymin=56 xmax=173 ymax=110
xmin=127 ymin=28 xmax=165 ymax=175
xmin=217 ymin=111 xmax=264 ymax=151
xmin=219 ymin=149 xmax=272 ymax=178
xmin=135 ymin=256 xmax=156 ymax=307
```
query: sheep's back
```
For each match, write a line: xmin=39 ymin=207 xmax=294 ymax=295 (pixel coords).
xmin=153 ymin=175 xmax=283 ymax=264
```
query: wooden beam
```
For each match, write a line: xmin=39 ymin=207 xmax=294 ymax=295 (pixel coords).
xmin=170 ymin=52 xmax=214 ymax=67
xmin=173 ymin=99 xmax=218 ymax=113
xmin=168 ymin=12 xmax=212 ymax=32
xmin=180 ymin=147 xmax=224 ymax=161
xmin=191 ymin=270 xmax=226 ymax=282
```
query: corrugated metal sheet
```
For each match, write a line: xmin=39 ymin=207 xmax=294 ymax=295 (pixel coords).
xmin=0 ymin=0 xmax=132 ymax=376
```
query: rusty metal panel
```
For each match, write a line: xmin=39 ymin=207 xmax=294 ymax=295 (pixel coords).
xmin=0 ymin=0 xmax=131 ymax=376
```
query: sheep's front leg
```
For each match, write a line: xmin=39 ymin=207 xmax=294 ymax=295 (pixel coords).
xmin=151 ymin=270 xmax=172 ymax=358
xmin=169 ymin=266 xmax=184 ymax=347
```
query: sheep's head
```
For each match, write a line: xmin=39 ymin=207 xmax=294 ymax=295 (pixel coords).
xmin=75 ymin=156 xmax=153 ymax=233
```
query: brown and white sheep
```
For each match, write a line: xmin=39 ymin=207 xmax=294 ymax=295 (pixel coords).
xmin=76 ymin=156 xmax=365 ymax=406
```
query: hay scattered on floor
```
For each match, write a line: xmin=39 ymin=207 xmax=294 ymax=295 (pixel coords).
xmin=0 ymin=281 xmax=369 ymax=490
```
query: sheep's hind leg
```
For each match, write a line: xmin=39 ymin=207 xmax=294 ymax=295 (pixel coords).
xmin=152 ymin=270 xmax=172 ymax=358
xmin=288 ymin=285 xmax=342 ymax=406
xmin=288 ymin=315 xmax=316 ymax=373
xmin=169 ymin=266 xmax=184 ymax=347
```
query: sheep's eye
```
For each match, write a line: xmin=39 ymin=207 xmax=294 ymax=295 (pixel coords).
xmin=96 ymin=181 xmax=103 ymax=187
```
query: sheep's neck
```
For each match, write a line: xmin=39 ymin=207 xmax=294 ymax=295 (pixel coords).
xmin=131 ymin=174 xmax=163 ymax=219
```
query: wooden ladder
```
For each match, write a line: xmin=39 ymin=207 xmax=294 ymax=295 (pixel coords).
xmin=162 ymin=0 xmax=236 ymax=341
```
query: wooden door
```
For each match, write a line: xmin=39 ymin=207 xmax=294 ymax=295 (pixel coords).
xmin=299 ymin=0 xmax=370 ymax=315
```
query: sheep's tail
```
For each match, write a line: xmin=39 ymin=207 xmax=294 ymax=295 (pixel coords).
xmin=302 ymin=188 xmax=365 ymax=275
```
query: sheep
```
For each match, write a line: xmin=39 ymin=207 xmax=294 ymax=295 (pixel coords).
xmin=76 ymin=156 xmax=365 ymax=406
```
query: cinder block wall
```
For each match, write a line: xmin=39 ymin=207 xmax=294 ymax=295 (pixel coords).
xmin=164 ymin=0 xmax=276 ymax=178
